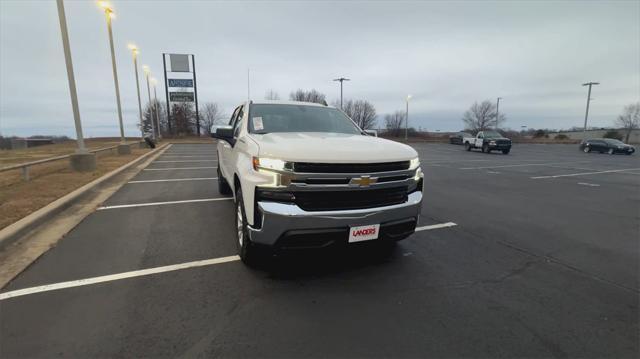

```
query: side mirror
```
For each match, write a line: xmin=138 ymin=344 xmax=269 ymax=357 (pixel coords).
xmin=211 ymin=125 xmax=234 ymax=144
xmin=364 ymin=130 xmax=378 ymax=137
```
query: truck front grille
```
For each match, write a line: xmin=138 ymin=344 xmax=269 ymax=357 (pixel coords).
xmin=293 ymin=161 xmax=410 ymax=173
xmin=293 ymin=186 xmax=408 ymax=211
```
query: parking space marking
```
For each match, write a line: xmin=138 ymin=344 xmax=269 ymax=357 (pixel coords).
xmin=128 ymin=177 xmax=217 ymax=184
xmin=577 ymin=182 xmax=601 ymax=187
xmin=460 ymin=161 xmax=589 ymax=170
xmin=160 ymin=155 xmax=215 ymax=158
xmin=0 ymin=255 xmax=240 ymax=301
xmin=144 ymin=166 xmax=217 ymax=171
xmin=531 ymin=168 xmax=640 ymax=179
xmin=154 ymin=160 xmax=217 ymax=163
xmin=415 ymin=222 xmax=457 ymax=232
xmin=97 ymin=197 xmax=232 ymax=210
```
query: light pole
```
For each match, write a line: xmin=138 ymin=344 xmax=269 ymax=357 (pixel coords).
xmin=151 ymin=77 xmax=162 ymax=140
xmin=98 ymin=1 xmax=128 ymax=154
xmin=496 ymin=97 xmax=502 ymax=130
xmin=582 ymin=82 xmax=600 ymax=140
xmin=56 ymin=0 xmax=95 ymax=171
xmin=405 ymin=95 xmax=412 ymax=140
xmin=128 ymin=44 xmax=144 ymax=140
xmin=333 ymin=77 xmax=350 ymax=109
xmin=143 ymin=65 xmax=157 ymax=140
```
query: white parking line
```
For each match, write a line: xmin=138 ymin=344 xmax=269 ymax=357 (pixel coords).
xmin=128 ymin=177 xmax=217 ymax=184
xmin=154 ymin=160 xmax=217 ymax=163
xmin=577 ymin=182 xmax=600 ymax=187
xmin=415 ymin=222 xmax=457 ymax=232
xmin=144 ymin=166 xmax=217 ymax=171
xmin=0 ymin=255 xmax=240 ymax=301
xmin=531 ymin=168 xmax=640 ymax=179
xmin=160 ymin=155 xmax=215 ymax=158
xmin=97 ymin=197 xmax=232 ymax=210
xmin=460 ymin=161 xmax=588 ymax=170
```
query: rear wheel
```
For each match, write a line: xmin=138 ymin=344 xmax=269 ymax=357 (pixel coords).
xmin=217 ymin=167 xmax=232 ymax=195
xmin=235 ymin=188 xmax=259 ymax=266
xmin=465 ymin=142 xmax=471 ymax=151
xmin=608 ymin=148 xmax=615 ymax=155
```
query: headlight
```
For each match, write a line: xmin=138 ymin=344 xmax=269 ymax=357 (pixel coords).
xmin=252 ymin=157 xmax=293 ymax=172
xmin=489 ymin=141 xmax=496 ymax=145
xmin=409 ymin=157 xmax=420 ymax=170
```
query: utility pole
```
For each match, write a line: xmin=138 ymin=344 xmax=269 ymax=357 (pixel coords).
xmin=129 ymin=44 xmax=144 ymax=139
xmin=56 ymin=0 xmax=95 ymax=171
xmin=143 ymin=65 xmax=157 ymax=140
xmin=333 ymin=77 xmax=350 ymax=109
xmin=582 ymin=82 xmax=600 ymax=140
xmin=192 ymin=54 xmax=200 ymax=136
xmin=99 ymin=2 xmax=128 ymax=154
xmin=496 ymin=97 xmax=502 ymax=130
xmin=405 ymin=95 xmax=412 ymax=140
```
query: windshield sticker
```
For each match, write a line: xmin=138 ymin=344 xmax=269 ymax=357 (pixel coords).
xmin=253 ymin=117 xmax=264 ymax=131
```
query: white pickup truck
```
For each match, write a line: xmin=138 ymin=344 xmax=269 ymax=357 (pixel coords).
xmin=463 ymin=131 xmax=512 ymax=154
xmin=212 ymin=100 xmax=424 ymax=265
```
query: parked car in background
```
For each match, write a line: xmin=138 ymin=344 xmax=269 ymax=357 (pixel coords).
xmin=463 ymin=131 xmax=512 ymax=154
xmin=449 ymin=132 xmax=472 ymax=145
xmin=579 ymin=138 xmax=635 ymax=155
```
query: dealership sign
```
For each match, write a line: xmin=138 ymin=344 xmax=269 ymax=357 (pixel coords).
xmin=170 ymin=92 xmax=195 ymax=102
xmin=168 ymin=79 xmax=193 ymax=88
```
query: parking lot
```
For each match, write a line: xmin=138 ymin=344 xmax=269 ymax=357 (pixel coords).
xmin=1 ymin=142 xmax=638 ymax=358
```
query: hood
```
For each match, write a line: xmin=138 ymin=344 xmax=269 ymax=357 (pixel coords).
xmin=249 ymin=132 xmax=418 ymax=163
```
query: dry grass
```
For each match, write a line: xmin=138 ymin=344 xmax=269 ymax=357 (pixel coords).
xmin=0 ymin=146 xmax=152 ymax=230
xmin=0 ymin=137 xmax=142 ymax=167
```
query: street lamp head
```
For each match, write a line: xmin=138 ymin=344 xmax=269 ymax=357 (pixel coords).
xmin=98 ymin=1 xmax=114 ymax=15
xmin=582 ymin=82 xmax=600 ymax=86
xmin=407 ymin=94 xmax=412 ymax=101
xmin=150 ymin=77 xmax=157 ymax=86
xmin=127 ymin=43 xmax=138 ymax=52
xmin=142 ymin=65 xmax=150 ymax=74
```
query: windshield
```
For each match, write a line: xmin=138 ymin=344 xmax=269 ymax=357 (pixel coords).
xmin=482 ymin=131 xmax=502 ymax=138
xmin=603 ymin=139 xmax=624 ymax=144
xmin=248 ymin=104 xmax=361 ymax=135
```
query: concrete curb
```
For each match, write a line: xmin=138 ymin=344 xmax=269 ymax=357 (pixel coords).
xmin=0 ymin=143 xmax=171 ymax=251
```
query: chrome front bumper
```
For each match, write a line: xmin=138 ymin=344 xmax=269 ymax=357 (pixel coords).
xmin=247 ymin=191 xmax=423 ymax=246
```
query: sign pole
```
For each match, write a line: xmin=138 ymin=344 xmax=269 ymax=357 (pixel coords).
xmin=192 ymin=54 xmax=200 ymax=136
xmin=162 ymin=54 xmax=172 ymax=135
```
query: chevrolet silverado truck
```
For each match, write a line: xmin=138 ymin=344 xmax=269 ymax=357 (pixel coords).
xmin=463 ymin=131 xmax=512 ymax=154
xmin=212 ymin=100 xmax=424 ymax=265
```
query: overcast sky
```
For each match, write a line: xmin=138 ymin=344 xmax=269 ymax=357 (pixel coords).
xmin=1 ymin=0 xmax=638 ymax=137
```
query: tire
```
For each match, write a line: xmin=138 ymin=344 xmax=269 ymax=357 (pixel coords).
xmin=482 ymin=144 xmax=489 ymax=153
xmin=502 ymin=149 xmax=510 ymax=154
xmin=217 ymin=167 xmax=232 ymax=195
xmin=235 ymin=187 xmax=259 ymax=266
xmin=583 ymin=146 xmax=591 ymax=153
xmin=608 ymin=148 xmax=614 ymax=155
xmin=465 ymin=142 xmax=471 ymax=151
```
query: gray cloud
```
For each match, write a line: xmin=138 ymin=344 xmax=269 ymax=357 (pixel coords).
xmin=1 ymin=0 xmax=638 ymax=137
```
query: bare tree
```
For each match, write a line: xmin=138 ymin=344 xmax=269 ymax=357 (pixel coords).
xmin=384 ymin=111 xmax=405 ymax=137
xmin=615 ymin=102 xmax=640 ymax=143
xmin=289 ymin=89 xmax=327 ymax=105
xmin=171 ymin=102 xmax=196 ymax=135
xmin=462 ymin=100 xmax=506 ymax=132
xmin=265 ymin=89 xmax=280 ymax=100
xmin=339 ymin=99 xmax=377 ymax=130
xmin=200 ymin=102 xmax=226 ymax=135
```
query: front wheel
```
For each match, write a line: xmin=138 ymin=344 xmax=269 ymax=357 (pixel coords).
xmin=583 ymin=146 xmax=591 ymax=153
xmin=482 ymin=144 xmax=489 ymax=153
xmin=608 ymin=148 xmax=614 ymax=155
xmin=235 ymin=188 xmax=259 ymax=266
xmin=465 ymin=142 xmax=471 ymax=151
xmin=502 ymin=149 xmax=510 ymax=154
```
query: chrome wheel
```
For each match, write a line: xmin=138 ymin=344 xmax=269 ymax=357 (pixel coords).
xmin=236 ymin=201 xmax=243 ymax=247
xmin=583 ymin=146 xmax=590 ymax=153
xmin=608 ymin=148 xmax=614 ymax=155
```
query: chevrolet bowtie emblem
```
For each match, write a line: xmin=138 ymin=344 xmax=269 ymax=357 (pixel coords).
xmin=350 ymin=176 xmax=378 ymax=187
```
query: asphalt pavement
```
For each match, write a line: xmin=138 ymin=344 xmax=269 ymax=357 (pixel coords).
xmin=1 ymin=142 xmax=638 ymax=358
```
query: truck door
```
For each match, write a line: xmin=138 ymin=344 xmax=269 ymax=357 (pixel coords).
xmin=219 ymin=106 xmax=241 ymax=180
xmin=476 ymin=132 xmax=484 ymax=148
